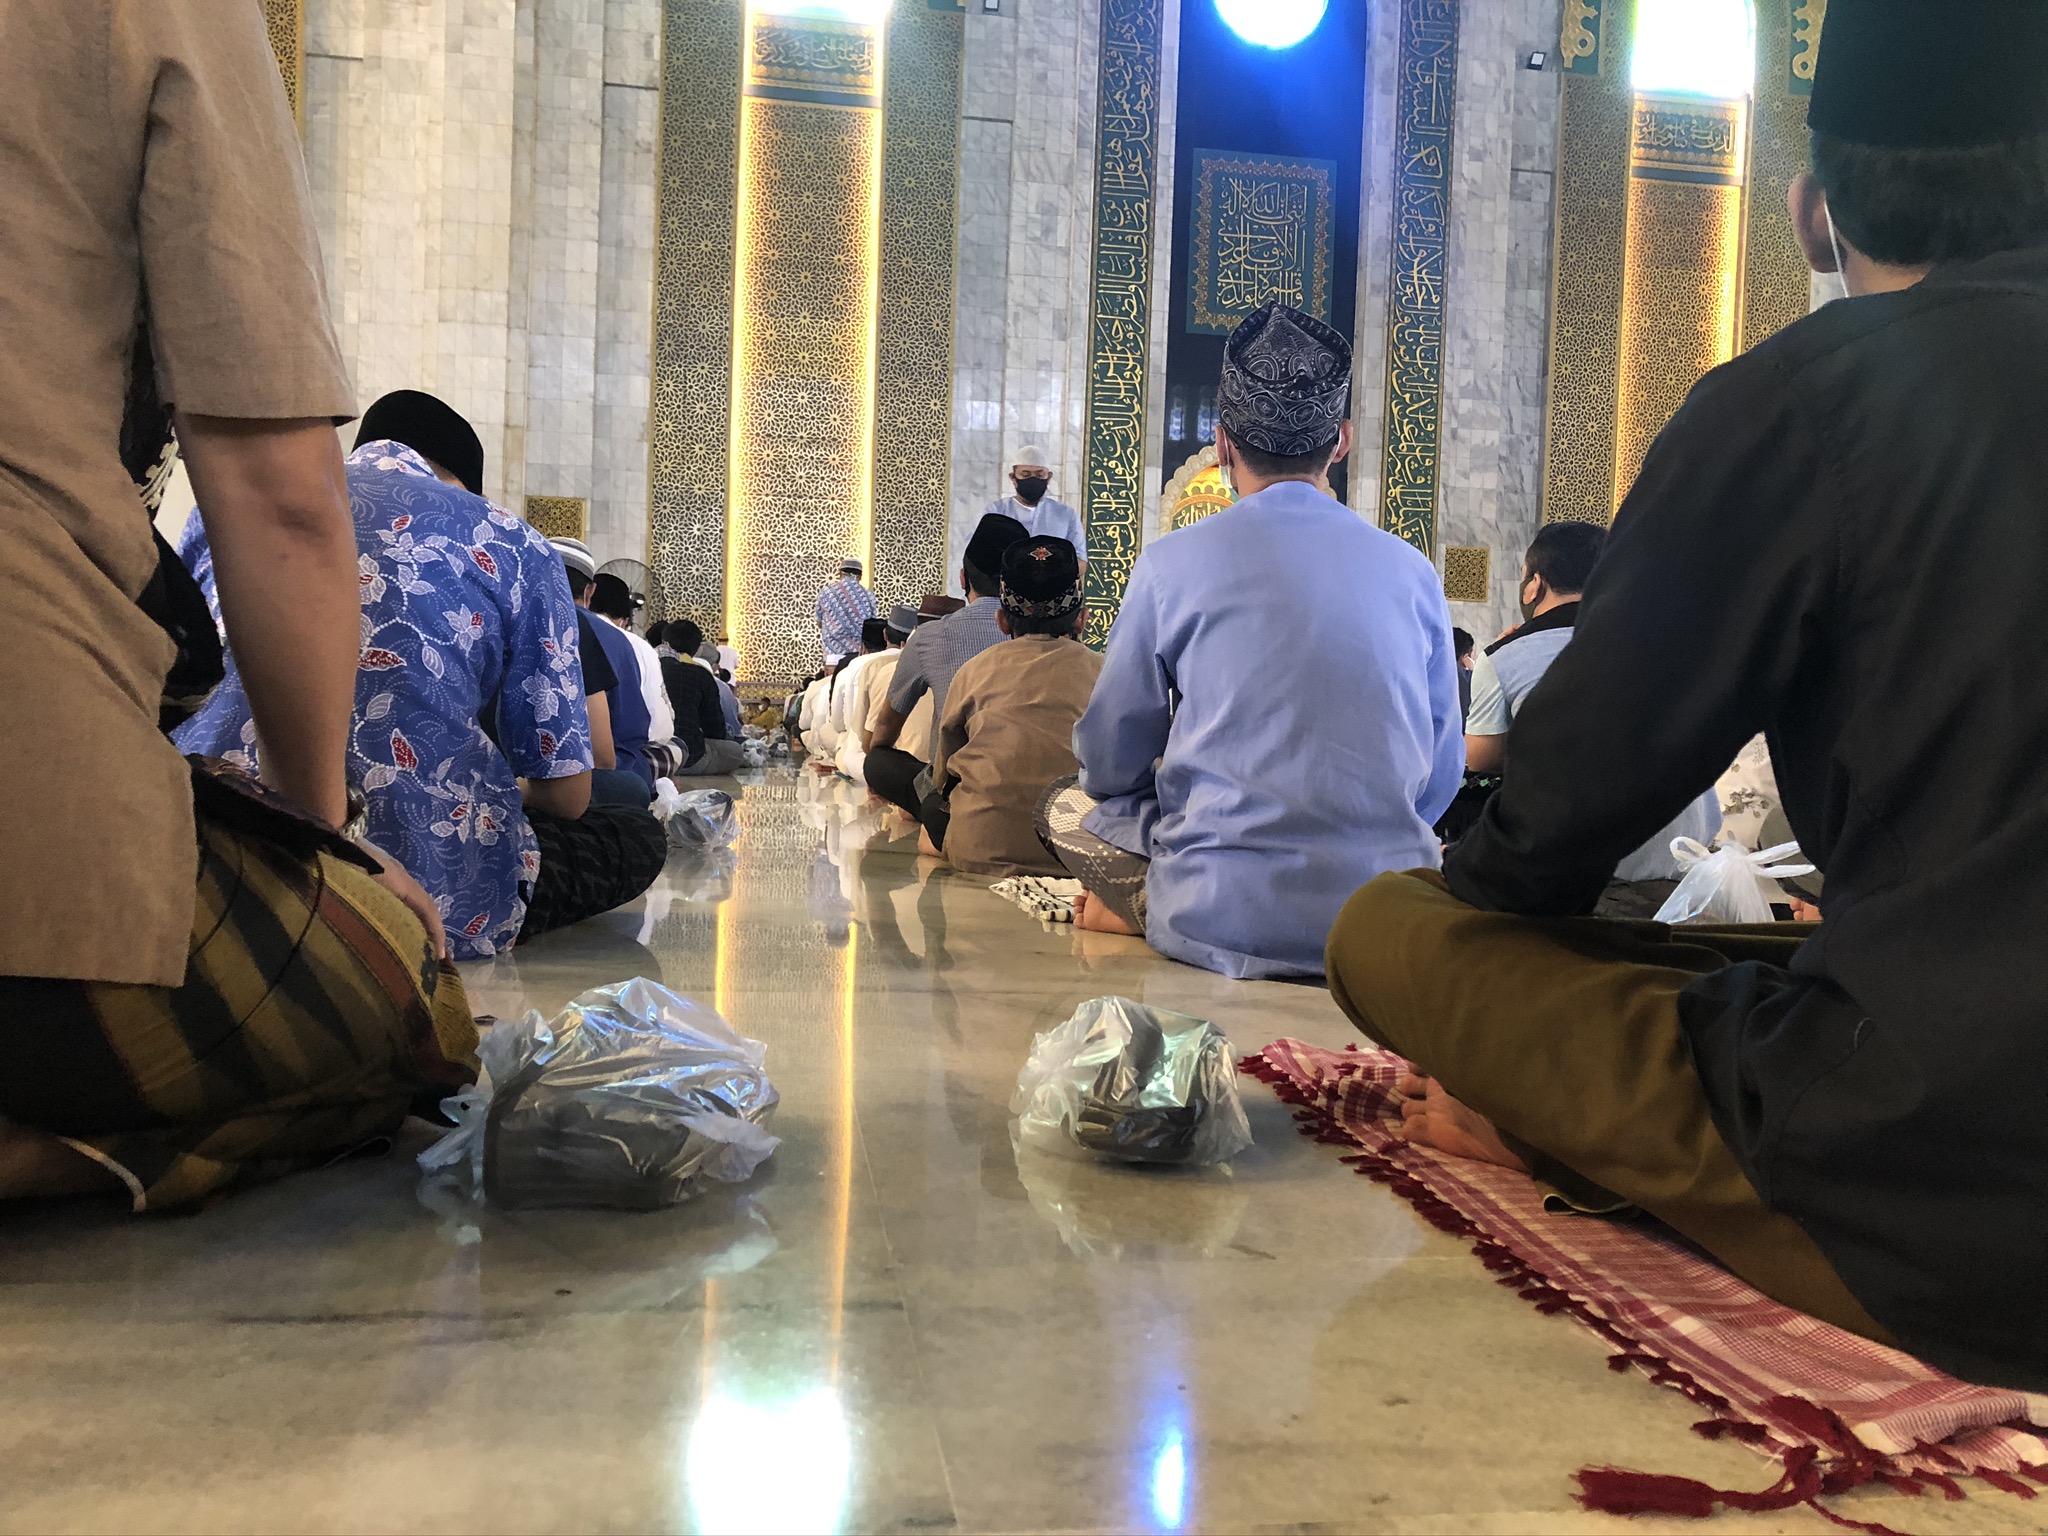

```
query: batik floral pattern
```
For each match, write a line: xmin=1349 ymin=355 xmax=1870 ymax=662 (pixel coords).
xmin=175 ymin=442 xmax=593 ymax=958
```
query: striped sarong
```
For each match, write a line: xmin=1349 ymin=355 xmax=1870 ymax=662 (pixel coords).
xmin=0 ymin=788 xmax=479 ymax=1210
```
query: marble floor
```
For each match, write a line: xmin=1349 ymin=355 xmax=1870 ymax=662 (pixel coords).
xmin=1 ymin=768 xmax=2039 ymax=1535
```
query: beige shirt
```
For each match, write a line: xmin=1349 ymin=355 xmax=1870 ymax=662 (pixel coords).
xmin=934 ymin=634 xmax=1103 ymax=876
xmin=862 ymin=653 xmax=933 ymax=760
xmin=0 ymin=0 xmax=354 ymax=984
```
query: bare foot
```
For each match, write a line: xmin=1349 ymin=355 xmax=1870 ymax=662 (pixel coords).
xmin=917 ymin=825 xmax=943 ymax=858
xmin=0 ymin=1123 xmax=126 ymax=1200
xmin=1396 ymin=1076 xmax=1529 ymax=1172
xmin=1072 ymin=890 xmax=1140 ymax=935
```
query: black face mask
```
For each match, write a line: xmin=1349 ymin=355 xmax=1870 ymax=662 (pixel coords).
xmin=1014 ymin=475 xmax=1050 ymax=505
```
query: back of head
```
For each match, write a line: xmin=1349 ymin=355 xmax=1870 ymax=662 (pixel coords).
xmin=668 ymin=617 xmax=705 ymax=656
xmin=886 ymin=602 xmax=920 ymax=643
xmin=1452 ymin=627 xmax=1475 ymax=660
xmin=1218 ymin=302 xmax=1354 ymax=481
xmin=1524 ymin=521 xmax=1606 ymax=597
xmin=549 ymin=537 xmax=596 ymax=601
xmin=589 ymin=572 xmax=639 ymax=623
xmin=860 ymin=617 xmax=888 ymax=652
xmin=999 ymin=535 xmax=1084 ymax=637
xmin=963 ymin=512 xmax=1029 ymax=598
xmin=1808 ymin=0 xmax=2048 ymax=266
xmin=355 ymin=389 xmax=486 ymax=496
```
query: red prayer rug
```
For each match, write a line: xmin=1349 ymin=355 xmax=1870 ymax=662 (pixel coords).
xmin=1242 ymin=1038 xmax=2048 ymax=1533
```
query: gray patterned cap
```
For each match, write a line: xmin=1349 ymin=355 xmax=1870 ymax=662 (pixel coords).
xmin=1217 ymin=302 xmax=1352 ymax=458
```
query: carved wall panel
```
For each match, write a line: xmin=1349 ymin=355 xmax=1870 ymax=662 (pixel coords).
xmin=260 ymin=0 xmax=303 ymax=125
xmin=1377 ymin=0 xmax=1459 ymax=558
xmin=524 ymin=496 xmax=589 ymax=542
xmin=1186 ymin=152 xmax=1335 ymax=335
xmin=1743 ymin=0 xmax=1819 ymax=351
xmin=1080 ymin=0 xmax=1167 ymax=647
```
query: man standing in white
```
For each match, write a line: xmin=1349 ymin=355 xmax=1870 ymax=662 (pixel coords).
xmin=983 ymin=447 xmax=1087 ymax=565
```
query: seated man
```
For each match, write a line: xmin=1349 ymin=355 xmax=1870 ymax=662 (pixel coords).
xmin=865 ymin=515 xmax=1026 ymax=820
xmin=1462 ymin=520 xmax=1721 ymax=917
xmin=659 ymin=618 xmax=747 ymax=776
xmin=836 ymin=604 xmax=917 ymax=784
xmin=586 ymin=572 xmax=679 ymax=793
xmin=1326 ymin=8 xmax=2048 ymax=1391
xmin=1045 ymin=303 xmax=1462 ymax=980
xmin=0 ymin=0 xmax=478 ymax=1212
xmin=178 ymin=392 xmax=665 ymax=958
xmin=546 ymin=537 xmax=646 ymax=808
xmin=928 ymin=536 xmax=1102 ymax=874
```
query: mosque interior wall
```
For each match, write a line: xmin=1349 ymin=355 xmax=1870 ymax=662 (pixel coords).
xmin=193 ymin=0 xmax=1823 ymax=677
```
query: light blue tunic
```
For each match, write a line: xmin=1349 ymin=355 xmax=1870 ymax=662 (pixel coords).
xmin=1073 ymin=480 xmax=1465 ymax=979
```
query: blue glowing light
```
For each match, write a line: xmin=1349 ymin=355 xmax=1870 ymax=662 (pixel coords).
xmin=1150 ymin=1427 xmax=1187 ymax=1530
xmin=1216 ymin=0 xmax=1327 ymax=50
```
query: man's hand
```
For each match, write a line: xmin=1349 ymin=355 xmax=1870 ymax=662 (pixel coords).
xmin=357 ymin=838 xmax=448 ymax=959
xmin=869 ymin=700 xmax=907 ymax=751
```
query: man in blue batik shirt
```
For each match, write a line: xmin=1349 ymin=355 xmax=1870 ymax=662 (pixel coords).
xmin=1042 ymin=304 xmax=1464 ymax=980
xmin=177 ymin=391 xmax=665 ymax=959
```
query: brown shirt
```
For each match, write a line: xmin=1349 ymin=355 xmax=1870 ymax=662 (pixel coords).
xmin=0 ymin=0 xmax=355 ymax=984
xmin=934 ymin=634 xmax=1103 ymax=876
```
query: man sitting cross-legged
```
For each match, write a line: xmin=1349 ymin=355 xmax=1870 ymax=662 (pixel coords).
xmin=1044 ymin=302 xmax=1464 ymax=980
xmin=925 ymin=536 xmax=1102 ymax=873
xmin=658 ymin=618 xmax=747 ymax=777
xmin=1327 ymin=0 xmax=2048 ymax=1392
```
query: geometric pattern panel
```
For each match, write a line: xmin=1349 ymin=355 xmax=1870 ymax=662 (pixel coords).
xmin=1441 ymin=545 xmax=1491 ymax=604
xmin=1541 ymin=0 xmax=1635 ymax=525
xmin=1744 ymin=0 xmax=1819 ymax=351
xmin=871 ymin=0 xmax=964 ymax=618
xmin=523 ymin=496 xmax=589 ymax=542
xmin=725 ymin=88 xmax=883 ymax=685
xmin=1187 ymin=151 xmax=1335 ymax=336
xmin=1080 ymin=0 xmax=1166 ymax=647
xmin=260 ymin=0 xmax=303 ymax=124
xmin=650 ymin=0 xmax=745 ymax=630
xmin=1377 ymin=0 xmax=1459 ymax=558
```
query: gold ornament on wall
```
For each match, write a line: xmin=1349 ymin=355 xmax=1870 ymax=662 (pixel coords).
xmin=1745 ymin=0 xmax=1819 ymax=352
xmin=1441 ymin=546 xmax=1492 ymax=604
xmin=259 ymin=0 xmax=303 ymax=127
xmin=1560 ymin=0 xmax=1603 ymax=75
xmin=523 ymin=496 xmax=589 ymax=542
xmin=650 ymin=0 xmax=745 ymax=636
xmin=1790 ymin=0 xmax=1827 ymax=93
xmin=870 ymin=0 xmax=964 ymax=618
xmin=1161 ymin=446 xmax=1236 ymax=532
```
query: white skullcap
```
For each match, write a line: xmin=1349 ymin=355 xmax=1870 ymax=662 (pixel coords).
xmin=1014 ymin=446 xmax=1050 ymax=468
xmin=549 ymin=537 xmax=597 ymax=580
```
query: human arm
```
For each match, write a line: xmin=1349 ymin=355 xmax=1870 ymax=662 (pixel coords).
xmin=1445 ymin=363 xmax=1834 ymax=915
xmin=177 ymin=414 xmax=357 ymax=828
xmin=588 ymin=689 xmax=617 ymax=769
xmin=521 ymin=771 xmax=592 ymax=819
xmin=873 ymin=633 xmax=933 ymax=750
xmin=1462 ymin=649 xmax=1509 ymax=774
xmin=932 ymin=668 xmax=975 ymax=784
xmin=502 ymin=542 xmax=596 ymax=818
xmin=1072 ymin=559 xmax=1170 ymax=801
xmin=1417 ymin=596 xmax=1469 ymax=824
xmin=696 ymin=667 xmax=728 ymax=744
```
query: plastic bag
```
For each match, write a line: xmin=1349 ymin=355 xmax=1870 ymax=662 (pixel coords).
xmin=1011 ymin=997 xmax=1252 ymax=1166
xmin=418 ymin=977 xmax=779 ymax=1209
xmin=1652 ymin=838 xmax=1817 ymax=925
xmin=654 ymin=784 xmax=739 ymax=849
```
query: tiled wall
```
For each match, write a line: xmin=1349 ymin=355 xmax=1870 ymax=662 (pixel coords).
xmin=301 ymin=0 xmax=659 ymax=565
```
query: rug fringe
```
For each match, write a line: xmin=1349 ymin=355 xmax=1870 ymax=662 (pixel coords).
xmin=1238 ymin=1048 xmax=2028 ymax=1535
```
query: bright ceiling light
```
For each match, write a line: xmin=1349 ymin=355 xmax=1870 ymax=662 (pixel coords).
xmin=749 ymin=0 xmax=891 ymax=21
xmin=1632 ymin=0 xmax=1755 ymax=99
xmin=1217 ymin=0 xmax=1327 ymax=50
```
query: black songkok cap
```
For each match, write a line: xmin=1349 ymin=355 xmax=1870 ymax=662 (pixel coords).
xmin=965 ymin=511 xmax=1029 ymax=579
xmin=1809 ymin=0 xmax=2048 ymax=149
xmin=999 ymin=535 xmax=1083 ymax=620
xmin=1218 ymin=302 xmax=1352 ymax=458
xmin=355 ymin=389 xmax=486 ymax=496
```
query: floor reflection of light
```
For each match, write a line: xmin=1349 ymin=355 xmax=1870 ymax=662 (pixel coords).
xmin=685 ymin=1386 xmax=851 ymax=1535
xmin=1150 ymin=1426 xmax=1187 ymax=1530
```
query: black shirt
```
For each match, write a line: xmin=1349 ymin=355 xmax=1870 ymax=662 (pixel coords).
xmin=576 ymin=607 xmax=618 ymax=698
xmin=660 ymin=655 xmax=728 ymax=765
xmin=1447 ymin=246 xmax=2048 ymax=1388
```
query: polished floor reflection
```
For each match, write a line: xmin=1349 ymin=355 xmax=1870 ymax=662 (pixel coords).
xmin=1 ymin=769 xmax=2036 ymax=1534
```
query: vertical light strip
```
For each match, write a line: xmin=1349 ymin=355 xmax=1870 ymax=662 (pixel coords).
xmin=1612 ymin=92 xmax=1748 ymax=504
xmin=723 ymin=5 xmax=887 ymax=684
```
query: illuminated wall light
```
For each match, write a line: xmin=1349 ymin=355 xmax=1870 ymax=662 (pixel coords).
xmin=724 ymin=0 xmax=887 ymax=681
xmin=1216 ymin=0 xmax=1326 ymax=50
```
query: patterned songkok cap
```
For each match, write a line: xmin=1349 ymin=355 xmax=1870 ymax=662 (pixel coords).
xmin=999 ymin=536 xmax=1083 ymax=620
xmin=1217 ymin=302 xmax=1353 ymax=458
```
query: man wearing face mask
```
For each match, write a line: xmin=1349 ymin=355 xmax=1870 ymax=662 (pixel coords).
xmin=1324 ymin=0 xmax=2048 ymax=1391
xmin=1462 ymin=521 xmax=1720 ymax=907
xmin=983 ymin=448 xmax=1087 ymax=565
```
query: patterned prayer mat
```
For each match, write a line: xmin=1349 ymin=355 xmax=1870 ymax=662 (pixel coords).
xmin=1242 ymin=1039 xmax=2048 ymax=1533
xmin=989 ymin=875 xmax=1085 ymax=924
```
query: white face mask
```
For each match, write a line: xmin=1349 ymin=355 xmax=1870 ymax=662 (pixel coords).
xmin=1816 ymin=202 xmax=1853 ymax=305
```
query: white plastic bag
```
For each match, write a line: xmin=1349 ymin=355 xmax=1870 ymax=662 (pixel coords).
xmin=653 ymin=784 xmax=740 ymax=850
xmin=1011 ymin=997 xmax=1252 ymax=1166
xmin=1652 ymin=839 xmax=1816 ymax=925
xmin=418 ymin=977 xmax=779 ymax=1209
